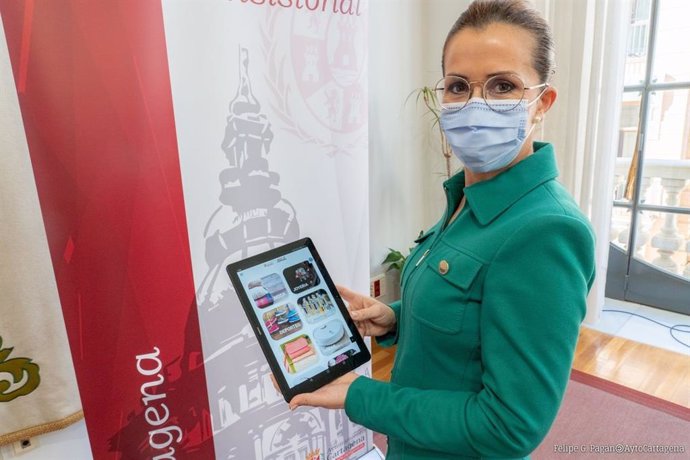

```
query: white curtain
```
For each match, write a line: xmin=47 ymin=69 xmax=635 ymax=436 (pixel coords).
xmin=536 ymin=0 xmax=632 ymax=324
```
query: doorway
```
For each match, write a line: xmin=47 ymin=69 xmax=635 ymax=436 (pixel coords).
xmin=606 ymin=0 xmax=690 ymax=315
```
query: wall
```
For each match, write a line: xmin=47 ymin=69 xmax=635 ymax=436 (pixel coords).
xmin=368 ymin=0 xmax=467 ymax=301
xmin=367 ymin=0 xmax=427 ymax=289
xmin=421 ymin=0 xmax=470 ymax=224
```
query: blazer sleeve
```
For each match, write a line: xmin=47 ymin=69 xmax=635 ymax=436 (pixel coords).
xmin=344 ymin=215 xmax=595 ymax=458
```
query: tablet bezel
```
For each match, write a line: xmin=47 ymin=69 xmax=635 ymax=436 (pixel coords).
xmin=225 ymin=237 xmax=371 ymax=403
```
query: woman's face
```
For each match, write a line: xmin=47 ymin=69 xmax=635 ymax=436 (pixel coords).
xmin=443 ymin=22 xmax=555 ymax=140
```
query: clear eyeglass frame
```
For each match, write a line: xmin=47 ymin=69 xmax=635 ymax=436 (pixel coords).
xmin=434 ymin=73 xmax=549 ymax=113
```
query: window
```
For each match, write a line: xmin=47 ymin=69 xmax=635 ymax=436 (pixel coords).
xmin=611 ymin=0 xmax=690 ymax=276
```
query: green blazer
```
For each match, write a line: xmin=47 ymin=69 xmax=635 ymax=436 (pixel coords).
xmin=345 ymin=143 xmax=596 ymax=459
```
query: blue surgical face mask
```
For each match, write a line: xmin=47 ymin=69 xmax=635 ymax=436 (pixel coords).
xmin=440 ymin=98 xmax=537 ymax=173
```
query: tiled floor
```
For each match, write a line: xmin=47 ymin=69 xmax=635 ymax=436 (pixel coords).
xmin=587 ymin=297 xmax=690 ymax=355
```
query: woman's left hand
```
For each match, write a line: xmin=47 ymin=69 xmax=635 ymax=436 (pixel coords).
xmin=272 ymin=372 xmax=361 ymax=411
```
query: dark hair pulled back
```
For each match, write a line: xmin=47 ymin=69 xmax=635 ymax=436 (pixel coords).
xmin=442 ymin=0 xmax=555 ymax=83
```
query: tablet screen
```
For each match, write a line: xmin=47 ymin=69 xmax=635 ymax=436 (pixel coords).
xmin=229 ymin=239 xmax=368 ymax=397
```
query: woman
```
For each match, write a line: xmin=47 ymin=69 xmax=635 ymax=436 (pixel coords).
xmin=288 ymin=1 xmax=596 ymax=458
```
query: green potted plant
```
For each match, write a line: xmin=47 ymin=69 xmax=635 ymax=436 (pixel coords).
xmin=382 ymin=248 xmax=407 ymax=273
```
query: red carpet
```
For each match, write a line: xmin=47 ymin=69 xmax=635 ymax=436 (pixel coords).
xmin=373 ymin=369 xmax=689 ymax=459
xmin=534 ymin=369 xmax=689 ymax=459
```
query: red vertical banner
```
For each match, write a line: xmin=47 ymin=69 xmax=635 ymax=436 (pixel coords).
xmin=0 ymin=1 xmax=214 ymax=458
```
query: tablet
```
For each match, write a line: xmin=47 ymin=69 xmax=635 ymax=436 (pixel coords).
xmin=225 ymin=237 xmax=371 ymax=402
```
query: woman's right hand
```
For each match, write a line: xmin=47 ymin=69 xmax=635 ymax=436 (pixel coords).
xmin=337 ymin=285 xmax=396 ymax=337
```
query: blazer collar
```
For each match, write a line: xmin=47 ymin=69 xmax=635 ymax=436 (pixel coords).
xmin=443 ymin=142 xmax=559 ymax=226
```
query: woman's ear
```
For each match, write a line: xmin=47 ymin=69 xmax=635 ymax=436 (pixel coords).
xmin=537 ymin=86 xmax=557 ymax=116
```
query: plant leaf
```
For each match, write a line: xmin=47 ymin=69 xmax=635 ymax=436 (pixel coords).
xmin=382 ymin=250 xmax=404 ymax=264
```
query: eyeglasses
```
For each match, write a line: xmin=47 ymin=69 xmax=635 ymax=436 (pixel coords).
xmin=434 ymin=73 xmax=549 ymax=112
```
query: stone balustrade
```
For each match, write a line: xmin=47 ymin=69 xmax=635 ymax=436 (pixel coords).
xmin=611 ymin=157 xmax=690 ymax=278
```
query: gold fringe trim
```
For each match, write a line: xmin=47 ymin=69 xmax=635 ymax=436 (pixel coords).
xmin=0 ymin=410 xmax=84 ymax=446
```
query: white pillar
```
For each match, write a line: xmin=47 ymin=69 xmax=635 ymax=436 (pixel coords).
xmin=651 ymin=178 xmax=686 ymax=272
